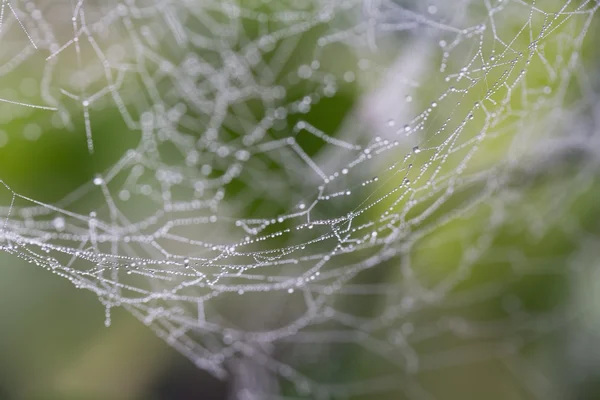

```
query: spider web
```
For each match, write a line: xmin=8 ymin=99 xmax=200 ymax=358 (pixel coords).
xmin=0 ymin=0 xmax=599 ymax=398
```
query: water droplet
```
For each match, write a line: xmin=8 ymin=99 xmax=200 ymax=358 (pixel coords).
xmin=52 ymin=217 xmax=65 ymax=230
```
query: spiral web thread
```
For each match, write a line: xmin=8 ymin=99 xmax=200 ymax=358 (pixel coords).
xmin=0 ymin=0 xmax=599 ymax=398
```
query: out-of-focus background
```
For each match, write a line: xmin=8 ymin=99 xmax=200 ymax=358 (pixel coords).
xmin=0 ymin=1 xmax=600 ymax=399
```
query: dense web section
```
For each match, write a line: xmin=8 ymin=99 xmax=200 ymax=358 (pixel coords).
xmin=0 ymin=0 xmax=600 ymax=398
